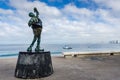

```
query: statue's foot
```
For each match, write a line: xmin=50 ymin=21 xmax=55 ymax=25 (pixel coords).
xmin=35 ymin=47 xmax=39 ymax=52
xmin=35 ymin=47 xmax=44 ymax=52
xmin=40 ymin=49 xmax=44 ymax=51
xmin=27 ymin=47 xmax=32 ymax=52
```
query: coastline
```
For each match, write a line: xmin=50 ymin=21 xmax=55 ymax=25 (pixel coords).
xmin=0 ymin=55 xmax=120 ymax=80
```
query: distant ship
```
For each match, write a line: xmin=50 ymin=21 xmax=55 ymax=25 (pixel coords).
xmin=63 ymin=45 xmax=72 ymax=49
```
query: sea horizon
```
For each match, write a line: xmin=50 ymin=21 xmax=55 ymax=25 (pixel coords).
xmin=0 ymin=43 xmax=120 ymax=58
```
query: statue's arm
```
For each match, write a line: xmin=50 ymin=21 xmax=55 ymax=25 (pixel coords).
xmin=28 ymin=20 xmax=32 ymax=27
xmin=34 ymin=7 xmax=39 ymax=17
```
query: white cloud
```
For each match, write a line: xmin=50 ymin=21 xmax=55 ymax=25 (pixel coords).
xmin=0 ymin=0 xmax=120 ymax=44
xmin=0 ymin=8 xmax=14 ymax=15
xmin=94 ymin=0 xmax=120 ymax=11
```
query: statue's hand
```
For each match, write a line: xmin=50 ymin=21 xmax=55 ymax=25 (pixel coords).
xmin=34 ymin=7 xmax=39 ymax=16
xmin=34 ymin=7 xmax=38 ymax=12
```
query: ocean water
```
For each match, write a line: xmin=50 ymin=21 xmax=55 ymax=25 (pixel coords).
xmin=0 ymin=43 xmax=120 ymax=57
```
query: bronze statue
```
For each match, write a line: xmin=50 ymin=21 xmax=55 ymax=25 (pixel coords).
xmin=27 ymin=7 xmax=43 ymax=52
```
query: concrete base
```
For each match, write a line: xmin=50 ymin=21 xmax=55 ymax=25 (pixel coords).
xmin=63 ymin=51 xmax=120 ymax=58
xmin=14 ymin=51 xmax=53 ymax=79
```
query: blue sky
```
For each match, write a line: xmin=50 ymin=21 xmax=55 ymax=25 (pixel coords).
xmin=39 ymin=0 xmax=98 ymax=9
xmin=0 ymin=0 xmax=120 ymax=44
xmin=0 ymin=0 xmax=98 ymax=9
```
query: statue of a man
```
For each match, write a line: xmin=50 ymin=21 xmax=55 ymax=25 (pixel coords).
xmin=27 ymin=7 xmax=43 ymax=52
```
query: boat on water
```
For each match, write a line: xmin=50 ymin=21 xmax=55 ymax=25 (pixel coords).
xmin=63 ymin=45 xmax=72 ymax=49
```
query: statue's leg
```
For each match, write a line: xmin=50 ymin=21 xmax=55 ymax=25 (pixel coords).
xmin=37 ymin=34 xmax=40 ymax=47
xmin=35 ymin=36 xmax=40 ymax=52
xmin=35 ymin=28 xmax=42 ymax=52
xmin=27 ymin=29 xmax=37 ymax=52
xmin=30 ymin=36 xmax=37 ymax=47
xmin=27 ymin=36 xmax=37 ymax=52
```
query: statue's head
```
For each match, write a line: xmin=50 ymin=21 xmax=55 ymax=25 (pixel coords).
xmin=29 ymin=12 xmax=35 ymax=17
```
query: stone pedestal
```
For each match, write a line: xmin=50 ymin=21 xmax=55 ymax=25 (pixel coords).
xmin=14 ymin=51 xmax=53 ymax=79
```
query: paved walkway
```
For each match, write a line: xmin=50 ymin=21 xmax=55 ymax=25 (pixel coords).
xmin=0 ymin=55 xmax=120 ymax=80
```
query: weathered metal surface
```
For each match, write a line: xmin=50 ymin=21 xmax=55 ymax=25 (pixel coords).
xmin=15 ymin=51 xmax=53 ymax=79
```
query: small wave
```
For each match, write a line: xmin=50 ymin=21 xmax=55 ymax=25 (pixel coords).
xmin=0 ymin=53 xmax=18 ymax=57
